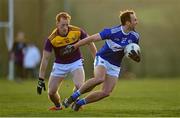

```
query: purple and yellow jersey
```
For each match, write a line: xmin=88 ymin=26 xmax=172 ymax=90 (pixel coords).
xmin=44 ymin=25 xmax=88 ymax=64
xmin=96 ymin=25 xmax=140 ymax=67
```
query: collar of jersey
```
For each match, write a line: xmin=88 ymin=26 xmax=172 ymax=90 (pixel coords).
xmin=121 ymin=26 xmax=130 ymax=35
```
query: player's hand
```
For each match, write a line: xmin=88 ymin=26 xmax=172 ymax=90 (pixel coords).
xmin=37 ymin=78 xmax=46 ymax=95
xmin=63 ymin=45 xmax=75 ymax=55
xmin=128 ymin=50 xmax=141 ymax=62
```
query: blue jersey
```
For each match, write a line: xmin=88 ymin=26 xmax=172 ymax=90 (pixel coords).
xmin=96 ymin=25 xmax=140 ymax=67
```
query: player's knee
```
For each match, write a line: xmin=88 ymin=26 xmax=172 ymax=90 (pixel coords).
xmin=96 ymin=78 xmax=105 ymax=84
xmin=75 ymin=83 xmax=83 ymax=90
xmin=48 ymin=90 xmax=56 ymax=96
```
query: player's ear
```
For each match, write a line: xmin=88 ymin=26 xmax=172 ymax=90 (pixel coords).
xmin=126 ymin=21 xmax=131 ymax=26
xmin=56 ymin=20 xmax=61 ymax=26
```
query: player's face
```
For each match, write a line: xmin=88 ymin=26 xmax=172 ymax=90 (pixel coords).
xmin=129 ymin=14 xmax=138 ymax=30
xmin=56 ymin=18 xmax=70 ymax=36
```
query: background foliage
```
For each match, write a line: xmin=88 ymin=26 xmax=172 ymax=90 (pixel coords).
xmin=0 ymin=0 xmax=180 ymax=78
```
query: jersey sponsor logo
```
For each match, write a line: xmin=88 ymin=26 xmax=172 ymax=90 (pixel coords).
xmin=120 ymin=38 xmax=133 ymax=45
xmin=121 ymin=38 xmax=127 ymax=44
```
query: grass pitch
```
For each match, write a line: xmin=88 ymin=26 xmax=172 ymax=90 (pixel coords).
xmin=0 ymin=78 xmax=180 ymax=117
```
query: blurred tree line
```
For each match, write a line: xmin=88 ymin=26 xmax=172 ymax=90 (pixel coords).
xmin=0 ymin=0 xmax=180 ymax=78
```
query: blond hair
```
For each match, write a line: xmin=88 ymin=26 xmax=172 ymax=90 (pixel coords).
xmin=56 ymin=12 xmax=71 ymax=23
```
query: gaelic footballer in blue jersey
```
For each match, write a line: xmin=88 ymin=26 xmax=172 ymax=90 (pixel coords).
xmin=62 ymin=10 xmax=141 ymax=111
xmin=37 ymin=12 xmax=97 ymax=111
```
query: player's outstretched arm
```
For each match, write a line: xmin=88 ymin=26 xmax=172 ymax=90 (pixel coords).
xmin=87 ymin=42 xmax=97 ymax=59
xmin=37 ymin=50 xmax=51 ymax=94
xmin=63 ymin=33 xmax=101 ymax=55
xmin=39 ymin=50 xmax=51 ymax=79
xmin=74 ymin=33 xmax=101 ymax=49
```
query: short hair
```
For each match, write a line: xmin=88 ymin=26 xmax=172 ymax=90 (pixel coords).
xmin=56 ymin=12 xmax=71 ymax=23
xmin=119 ymin=10 xmax=135 ymax=25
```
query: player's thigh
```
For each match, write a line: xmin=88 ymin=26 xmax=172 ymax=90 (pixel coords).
xmin=94 ymin=56 xmax=107 ymax=80
xmin=71 ymin=68 xmax=85 ymax=88
xmin=94 ymin=65 xmax=107 ymax=80
xmin=48 ymin=76 xmax=64 ymax=94
xmin=102 ymin=76 xmax=118 ymax=94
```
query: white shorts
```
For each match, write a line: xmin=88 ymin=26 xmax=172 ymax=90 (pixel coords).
xmin=50 ymin=59 xmax=84 ymax=78
xmin=94 ymin=56 xmax=121 ymax=78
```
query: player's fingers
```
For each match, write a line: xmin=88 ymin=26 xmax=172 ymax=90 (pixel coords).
xmin=44 ymin=84 xmax=46 ymax=91
xmin=131 ymin=50 xmax=137 ymax=55
xmin=137 ymin=50 xmax=140 ymax=56
xmin=128 ymin=53 xmax=133 ymax=58
xmin=136 ymin=57 xmax=140 ymax=62
xmin=37 ymin=87 xmax=42 ymax=95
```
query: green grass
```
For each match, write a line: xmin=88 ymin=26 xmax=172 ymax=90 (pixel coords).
xmin=0 ymin=78 xmax=180 ymax=117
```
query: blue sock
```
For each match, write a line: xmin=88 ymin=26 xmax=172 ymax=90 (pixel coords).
xmin=76 ymin=98 xmax=87 ymax=106
xmin=71 ymin=90 xmax=81 ymax=100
